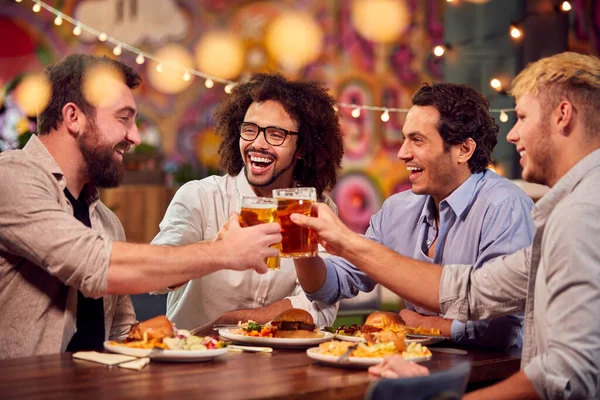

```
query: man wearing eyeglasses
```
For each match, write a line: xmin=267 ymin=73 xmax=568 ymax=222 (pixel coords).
xmin=151 ymin=73 xmax=345 ymax=332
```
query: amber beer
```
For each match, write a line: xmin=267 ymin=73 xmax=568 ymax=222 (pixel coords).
xmin=273 ymin=187 xmax=318 ymax=258
xmin=238 ymin=197 xmax=280 ymax=270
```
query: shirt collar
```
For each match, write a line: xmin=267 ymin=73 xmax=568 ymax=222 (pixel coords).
xmin=418 ymin=171 xmax=484 ymax=223
xmin=23 ymin=134 xmax=100 ymax=206
xmin=532 ymin=148 xmax=600 ymax=226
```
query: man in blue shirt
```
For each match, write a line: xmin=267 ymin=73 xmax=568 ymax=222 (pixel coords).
xmin=295 ymin=82 xmax=535 ymax=349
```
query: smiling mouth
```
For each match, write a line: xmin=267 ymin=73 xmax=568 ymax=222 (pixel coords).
xmin=247 ymin=152 xmax=276 ymax=171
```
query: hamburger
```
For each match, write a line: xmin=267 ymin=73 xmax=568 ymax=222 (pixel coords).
xmin=127 ymin=315 xmax=174 ymax=342
xmin=361 ymin=311 xmax=406 ymax=351
xmin=271 ymin=308 xmax=320 ymax=339
xmin=362 ymin=311 xmax=406 ymax=333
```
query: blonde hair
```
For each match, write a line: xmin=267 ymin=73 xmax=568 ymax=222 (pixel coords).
xmin=511 ymin=52 xmax=600 ymax=136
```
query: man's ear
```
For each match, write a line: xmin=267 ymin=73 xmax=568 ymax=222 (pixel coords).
xmin=61 ymin=102 xmax=82 ymax=136
xmin=555 ymin=100 xmax=574 ymax=137
xmin=457 ymin=138 xmax=476 ymax=165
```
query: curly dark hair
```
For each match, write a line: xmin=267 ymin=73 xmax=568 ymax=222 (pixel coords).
xmin=213 ymin=73 xmax=344 ymax=199
xmin=37 ymin=54 xmax=140 ymax=135
xmin=411 ymin=82 xmax=498 ymax=173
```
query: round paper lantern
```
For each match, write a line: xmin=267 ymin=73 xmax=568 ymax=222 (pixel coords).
xmin=82 ymin=64 xmax=125 ymax=108
xmin=194 ymin=30 xmax=245 ymax=80
xmin=148 ymin=44 xmax=194 ymax=94
xmin=265 ymin=11 xmax=324 ymax=71
xmin=14 ymin=73 xmax=51 ymax=116
xmin=351 ymin=0 xmax=410 ymax=44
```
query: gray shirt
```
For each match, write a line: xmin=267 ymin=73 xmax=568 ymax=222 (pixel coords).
xmin=440 ymin=148 xmax=600 ymax=399
xmin=0 ymin=135 xmax=135 ymax=359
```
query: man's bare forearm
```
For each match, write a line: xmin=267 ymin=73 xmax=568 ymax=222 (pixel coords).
xmin=340 ymin=234 xmax=443 ymax=312
xmin=106 ymin=241 xmax=229 ymax=294
xmin=294 ymin=257 xmax=327 ymax=294
xmin=464 ymin=371 xmax=540 ymax=400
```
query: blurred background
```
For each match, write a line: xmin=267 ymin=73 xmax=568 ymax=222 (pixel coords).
xmin=0 ymin=0 xmax=596 ymax=316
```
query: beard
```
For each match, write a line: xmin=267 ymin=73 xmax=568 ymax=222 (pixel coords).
xmin=523 ymin=120 xmax=554 ymax=186
xmin=77 ymin=120 xmax=126 ymax=188
xmin=243 ymin=148 xmax=297 ymax=188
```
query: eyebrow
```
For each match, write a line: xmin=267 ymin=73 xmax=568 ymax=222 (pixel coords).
xmin=401 ymin=131 xmax=425 ymax=139
xmin=116 ymin=106 xmax=137 ymax=118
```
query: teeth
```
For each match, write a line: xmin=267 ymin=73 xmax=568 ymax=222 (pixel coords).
xmin=251 ymin=156 xmax=273 ymax=164
xmin=407 ymin=166 xmax=423 ymax=172
xmin=519 ymin=151 xmax=526 ymax=157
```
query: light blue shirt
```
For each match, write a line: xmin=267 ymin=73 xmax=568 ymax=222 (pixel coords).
xmin=309 ymin=170 xmax=535 ymax=350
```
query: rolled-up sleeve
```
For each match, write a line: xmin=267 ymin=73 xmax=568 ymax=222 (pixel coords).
xmin=523 ymin=203 xmax=600 ymax=399
xmin=0 ymin=158 xmax=112 ymax=299
xmin=440 ymin=249 xmax=529 ymax=323
xmin=448 ymin=195 xmax=533 ymax=349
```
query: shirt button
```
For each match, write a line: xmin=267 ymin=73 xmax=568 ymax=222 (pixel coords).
xmin=426 ymin=240 xmax=431 ymax=246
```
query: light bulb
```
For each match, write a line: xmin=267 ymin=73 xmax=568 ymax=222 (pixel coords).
xmin=351 ymin=106 xmax=361 ymax=119
xmin=205 ymin=78 xmax=214 ymax=88
xmin=156 ymin=63 xmax=163 ymax=73
xmin=381 ymin=109 xmax=390 ymax=122
xmin=561 ymin=1 xmax=572 ymax=12
xmin=32 ymin=3 xmax=41 ymax=12
xmin=224 ymin=84 xmax=234 ymax=94
xmin=54 ymin=16 xmax=63 ymax=26
xmin=510 ymin=26 xmax=521 ymax=39
xmin=499 ymin=110 xmax=509 ymax=123
xmin=15 ymin=0 xmax=24 ymax=3
xmin=490 ymin=78 xmax=502 ymax=91
xmin=113 ymin=45 xmax=122 ymax=56
xmin=433 ymin=45 xmax=445 ymax=57
xmin=73 ymin=25 xmax=82 ymax=36
xmin=183 ymin=71 xmax=191 ymax=81
xmin=98 ymin=32 xmax=108 ymax=42
xmin=136 ymin=54 xmax=145 ymax=65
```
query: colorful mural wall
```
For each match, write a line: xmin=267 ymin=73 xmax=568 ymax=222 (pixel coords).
xmin=10 ymin=0 xmax=597 ymax=233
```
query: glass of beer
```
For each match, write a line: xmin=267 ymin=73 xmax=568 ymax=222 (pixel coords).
xmin=272 ymin=187 xmax=318 ymax=258
xmin=238 ymin=196 xmax=280 ymax=270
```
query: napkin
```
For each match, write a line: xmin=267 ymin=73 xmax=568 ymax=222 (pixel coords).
xmin=73 ymin=351 xmax=136 ymax=365
xmin=72 ymin=351 xmax=151 ymax=370
xmin=118 ymin=357 xmax=151 ymax=370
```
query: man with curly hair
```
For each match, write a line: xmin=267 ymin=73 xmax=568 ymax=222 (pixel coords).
xmin=294 ymin=82 xmax=535 ymax=350
xmin=151 ymin=73 xmax=344 ymax=331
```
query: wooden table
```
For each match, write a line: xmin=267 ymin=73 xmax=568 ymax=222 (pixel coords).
xmin=0 ymin=347 xmax=521 ymax=400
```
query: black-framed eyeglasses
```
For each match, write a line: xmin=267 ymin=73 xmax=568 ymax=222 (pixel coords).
xmin=239 ymin=121 xmax=299 ymax=146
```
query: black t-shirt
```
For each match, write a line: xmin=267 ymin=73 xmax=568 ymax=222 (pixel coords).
xmin=64 ymin=188 xmax=105 ymax=352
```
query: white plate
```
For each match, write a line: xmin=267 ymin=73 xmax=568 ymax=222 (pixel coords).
xmin=306 ymin=347 xmax=432 ymax=368
xmin=334 ymin=333 xmax=365 ymax=342
xmin=334 ymin=333 xmax=444 ymax=346
xmin=218 ymin=329 xmax=334 ymax=348
xmin=103 ymin=341 xmax=229 ymax=362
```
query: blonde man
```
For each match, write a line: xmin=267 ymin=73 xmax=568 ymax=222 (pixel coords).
xmin=292 ymin=51 xmax=600 ymax=399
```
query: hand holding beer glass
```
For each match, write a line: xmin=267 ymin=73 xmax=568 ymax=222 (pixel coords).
xmin=238 ymin=197 xmax=281 ymax=270
xmin=273 ymin=187 xmax=318 ymax=258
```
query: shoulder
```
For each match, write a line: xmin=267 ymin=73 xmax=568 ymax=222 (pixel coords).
xmin=380 ymin=189 xmax=427 ymax=212
xmin=473 ymin=171 xmax=533 ymax=209
xmin=172 ymin=174 xmax=231 ymax=200
xmin=0 ymin=149 xmax=53 ymax=181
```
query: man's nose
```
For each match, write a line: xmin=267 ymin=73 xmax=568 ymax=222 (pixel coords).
xmin=126 ymin=123 xmax=141 ymax=146
xmin=506 ymin=126 xmax=518 ymax=144
xmin=397 ymin=142 xmax=410 ymax=160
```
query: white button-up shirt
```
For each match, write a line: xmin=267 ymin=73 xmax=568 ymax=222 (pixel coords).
xmin=151 ymin=170 xmax=338 ymax=329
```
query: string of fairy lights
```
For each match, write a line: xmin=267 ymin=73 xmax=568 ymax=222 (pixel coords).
xmin=14 ymin=0 xmax=573 ymax=123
